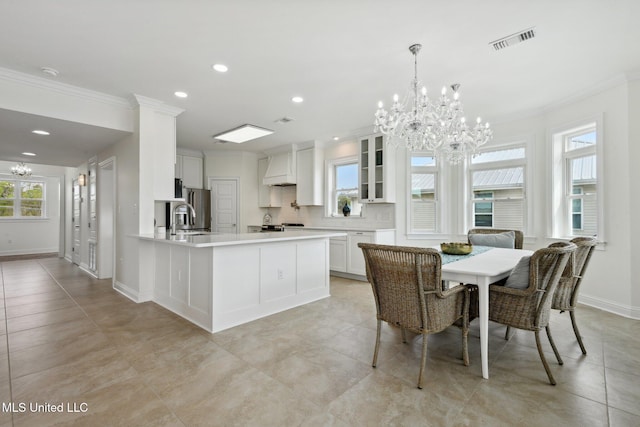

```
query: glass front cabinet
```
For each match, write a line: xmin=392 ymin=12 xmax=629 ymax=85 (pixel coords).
xmin=359 ymin=134 xmax=395 ymax=203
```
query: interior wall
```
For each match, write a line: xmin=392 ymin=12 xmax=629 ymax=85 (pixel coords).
xmin=627 ymin=77 xmax=640 ymax=311
xmin=204 ymin=151 xmax=259 ymax=233
xmin=98 ymin=132 xmax=140 ymax=298
xmin=0 ymin=161 xmax=67 ymax=256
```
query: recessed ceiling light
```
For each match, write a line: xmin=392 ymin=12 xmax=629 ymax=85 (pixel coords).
xmin=212 ymin=124 xmax=274 ymax=143
xmin=41 ymin=67 xmax=59 ymax=77
xmin=174 ymin=91 xmax=188 ymax=98
xmin=32 ymin=130 xmax=50 ymax=135
xmin=291 ymin=96 xmax=304 ymax=103
xmin=333 ymin=136 xmax=340 ymax=141
xmin=212 ymin=64 xmax=228 ymax=73
xmin=22 ymin=152 xmax=36 ymax=156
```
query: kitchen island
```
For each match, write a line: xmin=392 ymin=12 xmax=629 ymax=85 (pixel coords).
xmin=136 ymin=230 xmax=346 ymax=333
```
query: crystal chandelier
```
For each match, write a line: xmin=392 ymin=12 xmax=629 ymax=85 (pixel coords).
xmin=11 ymin=162 xmax=32 ymax=177
xmin=374 ymin=44 xmax=493 ymax=164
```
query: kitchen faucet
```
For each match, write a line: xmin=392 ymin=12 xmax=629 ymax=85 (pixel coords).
xmin=171 ymin=202 xmax=196 ymax=234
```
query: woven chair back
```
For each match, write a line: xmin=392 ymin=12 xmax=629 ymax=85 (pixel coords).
xmin=467 ymin=228 xmax=524 ymax=249
xmin=530 ymin=242 xmax=576 ymax=326
xmin=359 ymin=243 xmax=441 ymax=332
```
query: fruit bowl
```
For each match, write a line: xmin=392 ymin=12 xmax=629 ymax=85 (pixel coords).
xmin=440 ymin=242 xmax=473 ymax=255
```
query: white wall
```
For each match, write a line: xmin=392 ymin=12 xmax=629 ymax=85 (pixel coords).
xmin=0 ymin=161 xmax=70 ymax=256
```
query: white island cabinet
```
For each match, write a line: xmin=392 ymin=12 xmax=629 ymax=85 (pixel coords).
xmin=137 ymin=230 xmax=345 ymax=333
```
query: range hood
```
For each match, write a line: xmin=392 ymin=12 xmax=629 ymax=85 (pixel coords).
xmin=263 ymin=149 xmax=296 ymax=186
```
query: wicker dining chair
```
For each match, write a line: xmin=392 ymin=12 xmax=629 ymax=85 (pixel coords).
xmin=358 ymin=243 xmax=470 ymax=389
xmin=551 ymin=236 xmax=597 ymax=355
xmin=488 ymin=242 xmax=576 ymax=385
xmin=466 ymin=228 xmax=524 ymax=327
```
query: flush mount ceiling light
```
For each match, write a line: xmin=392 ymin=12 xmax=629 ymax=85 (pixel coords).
xmin=374 ymin=43 xmax=492 ymax=164
xmin=291 ymin=96 xmax=304 ymax=103
xmin=212 ymin=124 xmax=274 ymax=143
xmin=22 ymin=152 xmax=36 ymax=156
xmin=11 ymin=162 xmax=32 ymax=177
xmin=174 ymin=91 xmax=188 ymax=98
xmin=32 ymin=130 xmax=50 ymax=135
xmin=212 ymin=64 xmax=228 ymax=73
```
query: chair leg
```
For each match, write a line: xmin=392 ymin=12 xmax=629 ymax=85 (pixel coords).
xmin=504 ymin=326 xmax=512 ymax=340
xmin=418 ymin=333 xmax=428 ymax=389
xmin=462 ymin=289 xmax=470 ymax=366
xmin=535 ymin=330 xmax=556 ymax=385
xmin=570 ymin=310 xmax=587 ymax=355
xmin=401 ymin=327 xmax=408 ymax=344
xmin=372 ymin=319 xmax=381 ymax=368
xmin=545 ymin=325 xmax=563 ymax=365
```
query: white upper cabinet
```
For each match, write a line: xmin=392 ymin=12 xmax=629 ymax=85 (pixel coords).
xmin=258 ymin=158 xmax=282 ymax=207
xmin=176 ymin=155 xmax=203 ymax=189
xmin=359 ymin=134 xmax=395 ymax=203
xmin=296 ymin=146 xmax=324 ymax=206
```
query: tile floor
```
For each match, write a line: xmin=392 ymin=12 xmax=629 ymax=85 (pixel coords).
xmin=0 ymin=256 xmax=639 ymax=426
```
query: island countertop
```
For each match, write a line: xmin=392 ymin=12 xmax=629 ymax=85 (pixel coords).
xmin=136 ymin=230 xmax=347 ymax=248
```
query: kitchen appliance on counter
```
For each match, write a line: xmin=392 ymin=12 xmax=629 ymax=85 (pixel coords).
xmin=166 ymin=188 xmax=211 ymax=232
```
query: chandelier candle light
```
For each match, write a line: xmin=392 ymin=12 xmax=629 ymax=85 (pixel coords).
xmin=11 ymin=162 xmax=32 ymax=177
xmin=374 ymin=44 xmax=493 ymax=164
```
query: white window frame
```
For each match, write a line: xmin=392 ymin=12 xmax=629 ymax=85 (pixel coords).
xmin=325 ymin=156 xmax=360 ymax=218
xmin=0 ymin=176 xmax=47 ymax=220
xmin=466 ymin=141 xmax=530 ymax=234
xmin=407 ymin=152 xmax=440 ymax=234
xmin=549 ymin=115 xmax=604 ymax=245
xmin=571 ymin=187 xmax=584 ymax=231
xmin=473 ymin=191 xmax=494 ymax=227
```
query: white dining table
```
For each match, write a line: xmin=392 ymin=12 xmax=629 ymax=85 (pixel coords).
xmin=440 ymin=247 xmax=533 ymax=379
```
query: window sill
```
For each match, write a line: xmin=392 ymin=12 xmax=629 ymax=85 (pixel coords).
xmin=0 ymin=217 xmax=50 ymax=222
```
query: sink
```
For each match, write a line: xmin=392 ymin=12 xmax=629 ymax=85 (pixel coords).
xmin=172 ymin=230 xmax=208 ymax=235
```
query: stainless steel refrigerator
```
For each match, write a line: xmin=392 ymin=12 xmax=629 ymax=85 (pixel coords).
xmin=174 ymin=188 xmax=211 ymax=231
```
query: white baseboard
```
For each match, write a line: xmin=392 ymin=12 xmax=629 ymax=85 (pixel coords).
xmin=114 ymin=280 xmax=141 ymax=303
xmin=0 ymin=247 xmax=58 ymax=256
xmin=579 ymin=294 xmax=640 ymax=320
xmin=79 ymin=265 xmax=97 ymax=278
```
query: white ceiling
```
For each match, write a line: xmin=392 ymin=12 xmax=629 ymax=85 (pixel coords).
xmin=1 ymin=0 xmax=639 ymax=167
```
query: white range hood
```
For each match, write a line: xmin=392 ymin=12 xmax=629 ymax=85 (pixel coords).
xmin=263 ymin=148 xmax=296 ymax=186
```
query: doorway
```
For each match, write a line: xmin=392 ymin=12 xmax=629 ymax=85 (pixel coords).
xmin=98 ymin=157 xmax=116 ymax=282
xmin=208 ymin=178 xmax=238 ymax=233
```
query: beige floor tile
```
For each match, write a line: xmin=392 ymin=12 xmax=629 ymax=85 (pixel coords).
xmin=605 ymin=367 xmax=640 ymax=416
xmin=8 ymin=317 xmax=98 ymax=352
xmin=5 ymin=297 xmax=78 ymax=318
xmin=7 ymin=306 xmax=87 ymax=333
xmin=609 ymin=407 xmax=640 ymax=427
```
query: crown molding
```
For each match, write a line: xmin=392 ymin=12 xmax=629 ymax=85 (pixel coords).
xmin=492 ymin=73 xmax=630 ymax=125
xmin=132 ymin=94 xmax=185 ymax=117
xmin=0 ymin=66 xmax=133 ymax=109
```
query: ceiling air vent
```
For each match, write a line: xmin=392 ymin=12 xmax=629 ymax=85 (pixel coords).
xmin=274 ymin=116 xmax=294 ymax=124
xmin=490 ymin=27 xmax=536 ymax=51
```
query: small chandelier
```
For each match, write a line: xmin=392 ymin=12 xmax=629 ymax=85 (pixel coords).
xmin=11 ymin=162 xmax=32 ymax=177
xmin=374 ymin=44 xmax=493 ymax=164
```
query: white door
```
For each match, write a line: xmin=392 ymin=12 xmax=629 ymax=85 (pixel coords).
xmin=72 ymin=179 xmax=81 ymax=265
xmin=209 ymin=178 xmax=238 ymax=233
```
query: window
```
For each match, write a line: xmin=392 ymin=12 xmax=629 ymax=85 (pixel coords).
xmin=474 ymin=191 xmax=494 ymax=227
xmin=469 ymin=146 xmax=526 ymax=230
xmin=551 ymin=121 xmax=600 ymax=239
xmin=327 ymin=158 xmax=361 ymax=217
xmin=408 ymin=154 xmax=438 ymax=232
xmin=0 ymin=178 xmax=46 ymax=218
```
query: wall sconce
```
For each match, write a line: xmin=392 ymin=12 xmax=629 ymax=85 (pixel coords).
xmin=78 ymin=174 xmax=87 ymax=186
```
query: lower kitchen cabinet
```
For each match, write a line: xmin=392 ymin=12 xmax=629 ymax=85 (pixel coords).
xmin=329 ymin=236 xmax=347 ymax=272
xmin=310 ymin=228 xmax=395 ymax=278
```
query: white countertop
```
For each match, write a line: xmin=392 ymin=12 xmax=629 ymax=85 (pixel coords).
xmin=136 ymin=230 xmax=347 ymax=248
xmin=248 ymin=225 xmax=395 ymax=232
